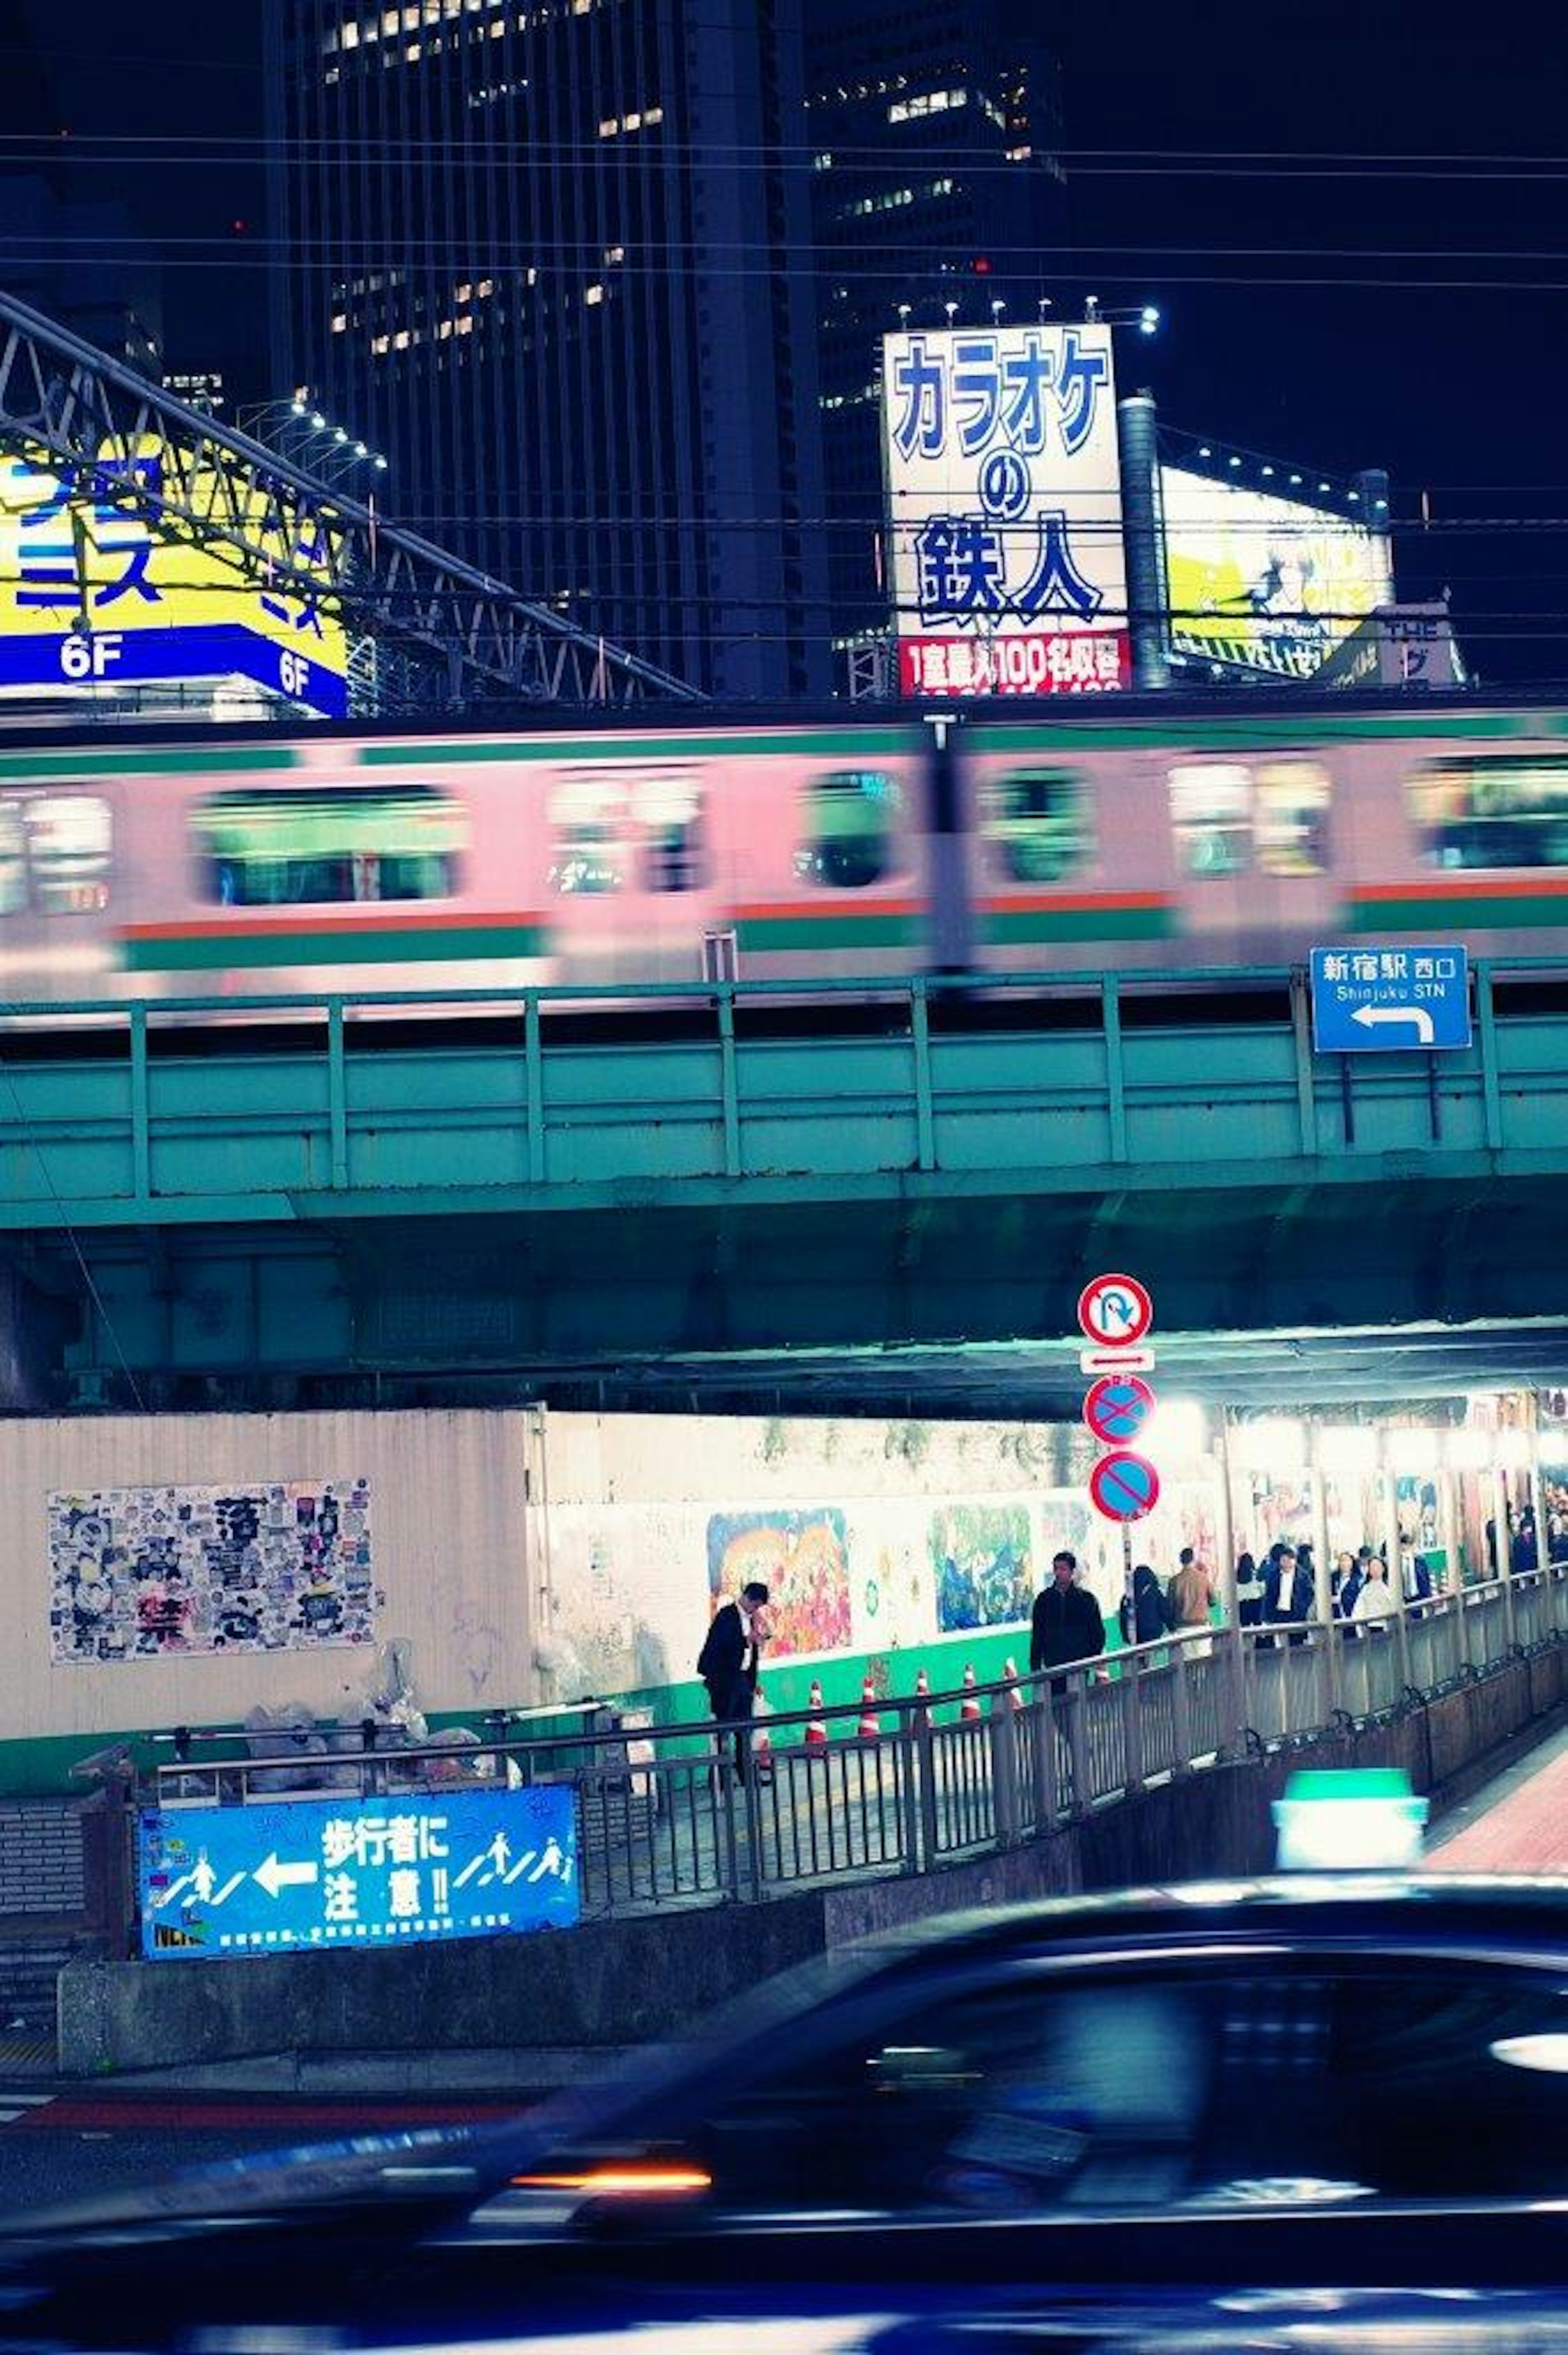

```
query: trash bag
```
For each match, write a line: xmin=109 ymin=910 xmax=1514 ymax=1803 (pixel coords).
xmin=243 ymin=1702 xmax=330 ymax=1793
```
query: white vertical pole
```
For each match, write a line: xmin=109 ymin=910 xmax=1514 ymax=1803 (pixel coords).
xmin=1380 ymin=1447 xmax=1412 ymax=1691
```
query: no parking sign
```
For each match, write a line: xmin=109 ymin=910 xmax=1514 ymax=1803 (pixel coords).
xmin=1089 ymin=1450 xmax=1161 ymax=1524
xmin=1078 ymin=1273 xmax=1159 ymax=1539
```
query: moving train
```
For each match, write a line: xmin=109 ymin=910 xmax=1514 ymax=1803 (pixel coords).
xmin=0 ymin=695 xmax=1564 ymax=1003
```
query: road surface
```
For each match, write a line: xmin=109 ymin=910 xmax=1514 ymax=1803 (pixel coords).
xmin=0 ymin=2087 xmax=530 ymax=2221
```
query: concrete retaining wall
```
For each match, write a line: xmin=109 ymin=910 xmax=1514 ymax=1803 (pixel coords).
xmin=57 ymin=1647 xmax=1565 ymax=2078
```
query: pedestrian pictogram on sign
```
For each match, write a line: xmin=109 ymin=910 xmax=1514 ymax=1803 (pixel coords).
xmin=1083 ymin=1374 xmax=1156 ymax=1448
xmin=1077 ymin=1273 xmax=1153 ymax=1350
xmin=1089 ymin=1450 xmax=1161 ymax=1524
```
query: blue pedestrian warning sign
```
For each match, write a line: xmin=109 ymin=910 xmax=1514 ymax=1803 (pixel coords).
xmin=138 ymin=1785 xmax=578 ymax=1961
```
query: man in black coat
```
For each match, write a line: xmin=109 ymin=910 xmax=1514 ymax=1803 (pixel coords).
xmin=1029 ymin=1551 xmax=1106 ymax=1692
xmin=697 ymin=1579 xmax=769 ymax=1778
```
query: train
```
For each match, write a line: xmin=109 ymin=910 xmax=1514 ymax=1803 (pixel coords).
xmin=0 ymin=694 xmax=1564 ymax=1003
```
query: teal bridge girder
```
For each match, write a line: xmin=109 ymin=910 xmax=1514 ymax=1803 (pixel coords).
xmin=3 ymin=963 xmax=1567 ymax=1411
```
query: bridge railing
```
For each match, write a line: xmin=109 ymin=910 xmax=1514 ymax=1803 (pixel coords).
xmin=117 ymin=1562 xmax=1568 ymax=1933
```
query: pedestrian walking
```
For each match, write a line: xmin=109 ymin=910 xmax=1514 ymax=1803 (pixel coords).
xmin=697 ymin=1579 xmax=769 ymax=1780
xmin=1263 ymin=1543 xmax=1297 ymax=1623
xmin=1234 ymin=1550 xmax=1266 ymax=1629
xmin=1166 ymin=1552 xmax=1214 ymax=1631
xmin=1120 ymin=1562 xmax=1168 ymax=1648
xmin=1352 ymin=1556 xmax=1399 ymax=1629
xmin=1331 ymin=1550 xmax=1357 ymax=1617
xmin=1030 ymin=1550 xmax=1106 ymax=1692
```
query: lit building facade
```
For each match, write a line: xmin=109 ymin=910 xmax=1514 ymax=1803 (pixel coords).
xmin=265 ymin=0 xmax=828 ymax=698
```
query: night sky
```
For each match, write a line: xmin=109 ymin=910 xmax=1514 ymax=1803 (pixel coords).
xmin=7 ymin=0 xmax=1566 ymax=678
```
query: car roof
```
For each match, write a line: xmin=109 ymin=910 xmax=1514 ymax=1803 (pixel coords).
xmin=839 ymin=1873 xmax=1568 ymax=1973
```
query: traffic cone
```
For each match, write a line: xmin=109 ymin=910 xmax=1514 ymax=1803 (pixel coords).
xmin=1002 ymin=1656 xmax=1026 ymax=1713
xmin=960 ymin=1662 xmax=982 ymax=1721
xmin=858 ymin=1674 xmax=882 ymax=1741
xmin=804 ymin=1679 xmax=828 ymax=1748
xmin=913 ymin=1666 xmax=933 ymax=1732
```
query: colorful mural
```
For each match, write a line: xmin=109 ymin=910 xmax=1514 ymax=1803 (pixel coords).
xmin=704 ymin=1509 xmax=852 ymax=1658
xmin=931 ymin=1504 xmax=1032 ymax=1632
xmin=49 ymin=1481 xmax=374 ymax=1665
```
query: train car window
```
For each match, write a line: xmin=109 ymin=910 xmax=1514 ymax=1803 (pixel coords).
xmin=640 ymin=771 xmax=707 ymax=893
xmin=1169 ymin=765 xmax=1252 ymax=877
xmin=986 ymin=768 xmax=1089 ymax=884
xmin=23 ymin=796 xmax=111 ymax=914
xmin=1409 ymin=756 xmax=1568 ymax=869
xmin=191 ymin=788 xmax=463 ymax=907
xmin=795 ymin=769 xmax=904 ymax=889
xmin=549 ymin=776 xmax=622 ymax=896
xmin=0 ymin=806 xmax=27 ymax=916
xmin=1255 ymin=762 xmax=1331 ymax=875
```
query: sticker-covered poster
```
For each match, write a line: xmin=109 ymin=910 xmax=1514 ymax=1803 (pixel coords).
xmin=49 ymin=1481 xmax=374 ymax=1664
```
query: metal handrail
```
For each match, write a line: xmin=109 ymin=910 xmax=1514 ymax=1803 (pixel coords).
xmin=133 ymin=1572 xmax=1555 ymax=1810
xmin=2 ymin=952 xmax=1563 ymax=1027
xmin=140 ymin=1633 xmax=1224 ymax=1801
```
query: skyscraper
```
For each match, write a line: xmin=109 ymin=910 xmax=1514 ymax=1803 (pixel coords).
xmin=265 ymin=0 xmax=828 ymax=699
xmin=805 ymin=0 xmax=1065 ymax=667
xmin=0 ymin=22 xmax=162 ymax=376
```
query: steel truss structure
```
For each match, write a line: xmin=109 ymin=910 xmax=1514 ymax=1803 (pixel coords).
xmin=0 ymin=290 xmax=702 ymax=708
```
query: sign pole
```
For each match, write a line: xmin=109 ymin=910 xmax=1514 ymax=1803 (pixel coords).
xmin=1078 ymin=1274 xmax=1160 ymax=1668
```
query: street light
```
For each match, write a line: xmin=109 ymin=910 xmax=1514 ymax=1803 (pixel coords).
xmin=236 ymin=392 xmax=389 ymax=486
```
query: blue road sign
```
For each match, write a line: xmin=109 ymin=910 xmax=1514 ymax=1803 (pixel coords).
xmin=1083 ymin=1374 xmax=1156 ymax=1447
xmin=1089 ymin=1450 xmax=1160 ymax=1524
xmin=138 ymin=1784 xmax=578 ymax=1962
xmin=1310 ymin=944 xmax=1471 ymax=1053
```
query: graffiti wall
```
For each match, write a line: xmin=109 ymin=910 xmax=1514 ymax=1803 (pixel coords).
xmin=537 ymin=1412 xmax=1190 ymax=1701
xmin=49 ymin=1481 xmax=375 ymax=1665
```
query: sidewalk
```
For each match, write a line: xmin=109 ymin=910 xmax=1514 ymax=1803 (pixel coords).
xmin=1424 ymin=1722 xmax=1568 ymax=1873
xmin=14 ymin=2039 xmax=673 ymax=2105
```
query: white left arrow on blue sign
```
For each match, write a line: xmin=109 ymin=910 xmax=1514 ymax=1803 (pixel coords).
xmin=1352 ymin=1004 xmax=1435 ymax=1045
xmin=253 ymin=1854 xmax=320 ymax=1899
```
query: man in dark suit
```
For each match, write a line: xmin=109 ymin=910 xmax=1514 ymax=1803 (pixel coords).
xmin=1029 ymin=1551 xmax=1105 ymax=1693
xmin=697 ymin=1579 xmax=769 ymax=1778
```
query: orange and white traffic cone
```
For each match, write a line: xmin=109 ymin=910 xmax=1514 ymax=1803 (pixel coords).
xmin=960 ymin=1661 xmax=982 ymax=1721
xmin=1002 ymin=1655 xmax=1026 ymax=1713
xmin=913 ymin=1666 xmax=933 ymax=1733
xmin=858 ymin=1674 xmax=882 ymax=1741
xmin=804 ymin=1679 xmax=828 ymax=1748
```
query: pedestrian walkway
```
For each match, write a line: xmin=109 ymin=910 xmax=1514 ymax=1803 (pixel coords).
xmin=1424 ymin=1725 xmax=1568 ymax=1873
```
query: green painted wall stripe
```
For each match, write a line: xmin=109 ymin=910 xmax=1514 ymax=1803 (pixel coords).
xmin=1346 ymin=893 xmax=1568 ymax=932
xmin=735 ymin=912 xmax=921 ymax=950
xmin=359 ymin=729 xmax=920 ymax=767
xmin=985 ymin=904 xmax=1176 ymax=943
xmin=974 ymin=711 xmax=1545 ymax=752
xmin=0 ymin=745 xmax=300 ymax=781
xmin=122 ymin=921 xmax=548 ymax=971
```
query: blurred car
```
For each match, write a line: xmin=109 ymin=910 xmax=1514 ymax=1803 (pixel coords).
xmin=1 ymin=1875 xmax=1566 ymax=2354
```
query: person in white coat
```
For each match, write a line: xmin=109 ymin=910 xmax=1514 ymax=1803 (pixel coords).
xmin=1352 ymin=1558 xmax=1399 ymax=1628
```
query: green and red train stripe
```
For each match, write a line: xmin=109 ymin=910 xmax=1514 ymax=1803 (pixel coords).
xmin=1344 ymin=876 xmax=1568 ymax=932
xmin=980 ymin=890 xmax=1175 ymax=944
xmin=118 ymin=910 xmax=550 ymax=972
